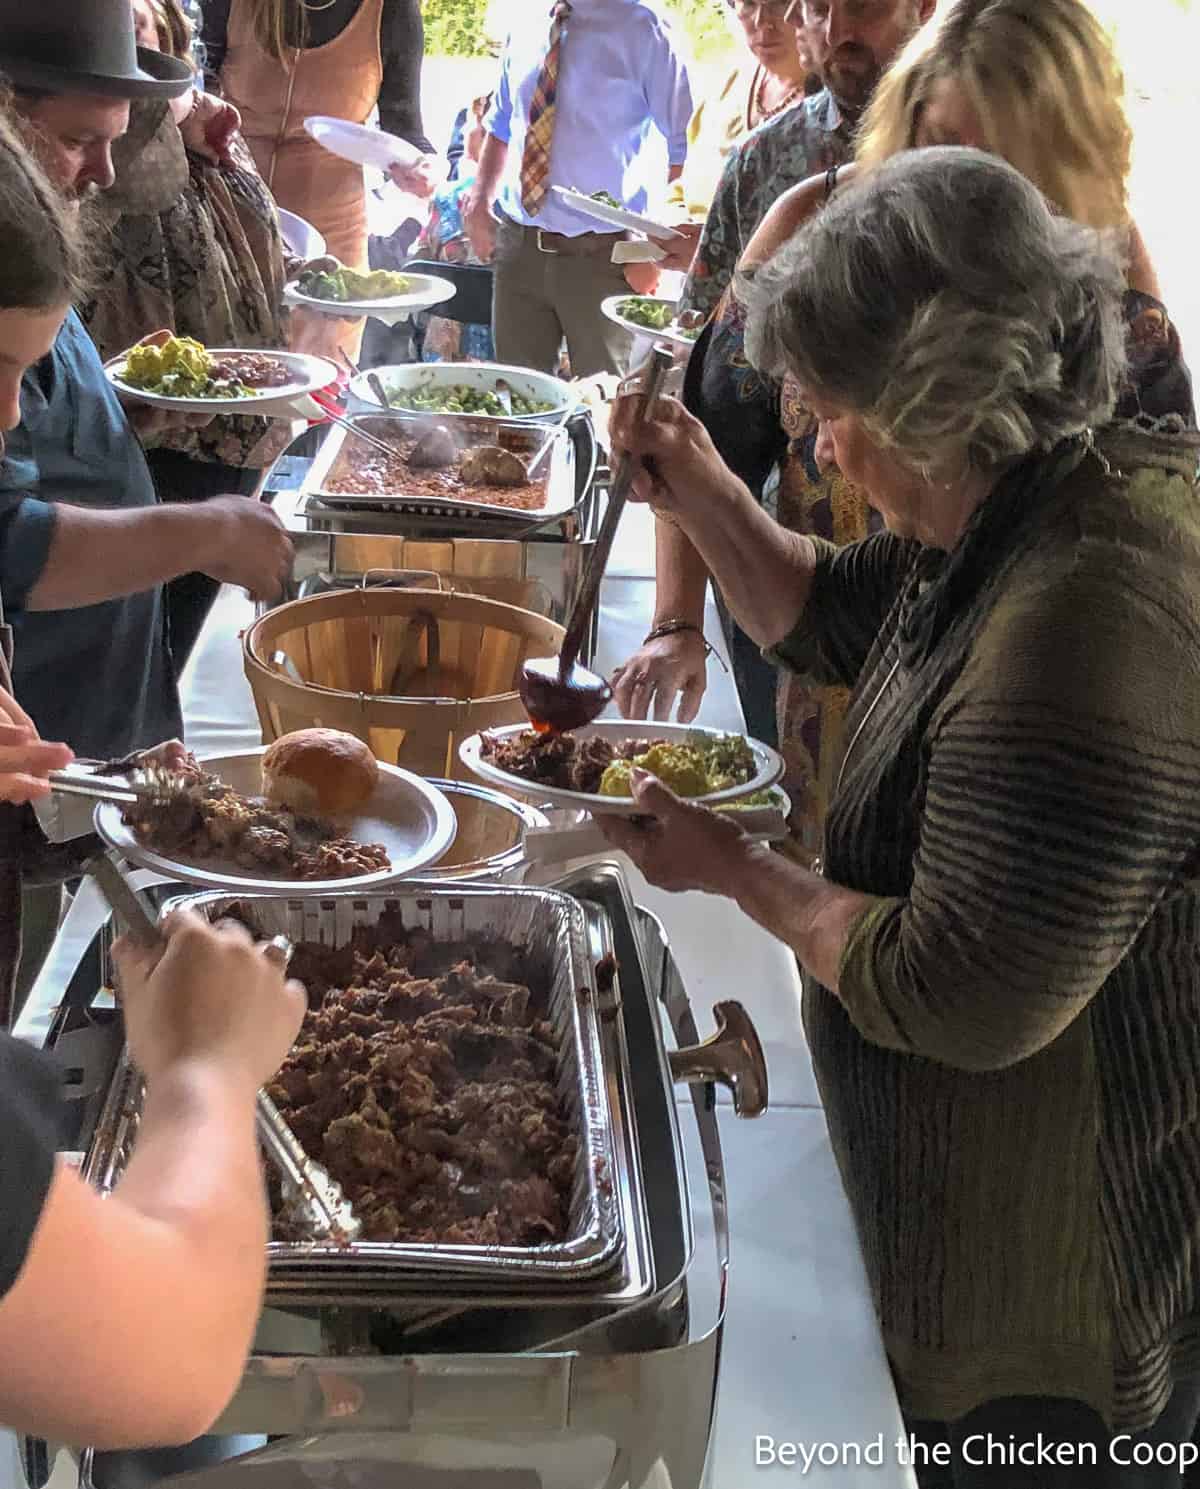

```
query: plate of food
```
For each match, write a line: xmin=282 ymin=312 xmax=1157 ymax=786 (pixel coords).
xmin=552 ymin=185 xmax=683 ymax=242
xmin=348 ymin=361 xmax=576 ymax=424
xmin=95 ymin=729 xmax=457 ymax=892
xmin=285 ymin=261 xmax=456 ymax=318
xmin=304 ymin=412 xmax=576 ymax=520
xmin=106 ymin=335 xmax=338 ymax=416
xmin=601 ymin=295 xmax=703 ymax=352
xmin=459 ymin=721 xmax=784 ymax=817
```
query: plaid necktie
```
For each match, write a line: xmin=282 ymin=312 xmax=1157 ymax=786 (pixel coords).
xmin=519 ymin=1 xmax=571 ymax=217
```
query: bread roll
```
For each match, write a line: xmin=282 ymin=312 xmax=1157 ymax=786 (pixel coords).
xmin=262 ymin=729 xmax=379 ymax=817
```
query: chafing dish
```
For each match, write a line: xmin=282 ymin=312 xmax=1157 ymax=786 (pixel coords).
xmin=301 ymin=412 xmax=575 ymax=525
xmin=85 ymin=886 xmax=635 ymax=1293
xmin=37 ymin=864 xmax=765 ymax=1489
xmin=261 ymin=411 xmax=606 ymax=661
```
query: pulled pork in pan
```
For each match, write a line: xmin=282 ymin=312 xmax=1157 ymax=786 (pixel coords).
xmin=268 ymin=916 xmax=578 ymax=1245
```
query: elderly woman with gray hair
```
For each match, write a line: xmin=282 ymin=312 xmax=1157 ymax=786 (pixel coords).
xmin=606 ymin=147 xmax=1200 ymax=1487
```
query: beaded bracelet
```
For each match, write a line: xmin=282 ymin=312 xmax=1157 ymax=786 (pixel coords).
xmin=642 ymin=619 xmax=729 ymax=672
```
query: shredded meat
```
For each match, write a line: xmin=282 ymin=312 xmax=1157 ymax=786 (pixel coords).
xmin=123 ymin=773 xmax=390 ymax=880
xmin=480 ymin=730 xmax=645 ymax=795
xmin=266 ymin=918 xmax=578 ymax=1245
xmin=210 ymin=351 xmax=293 ymax=388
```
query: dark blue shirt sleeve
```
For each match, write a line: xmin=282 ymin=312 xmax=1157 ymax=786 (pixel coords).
xmin=0 ymin=454 xmax=58 ymax=611
xmin=0 ymin=1035 xmax=59 ymax=1298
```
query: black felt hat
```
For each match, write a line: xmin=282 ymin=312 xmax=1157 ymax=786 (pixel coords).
xmin=0 ymin=0 xmax=193 ymax=100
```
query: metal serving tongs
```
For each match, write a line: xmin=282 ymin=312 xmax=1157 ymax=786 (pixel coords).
xmin=87 ymin=854 xmax=362 ymax=1246
xmin=47 ymin=763 xmax=192 ymax=808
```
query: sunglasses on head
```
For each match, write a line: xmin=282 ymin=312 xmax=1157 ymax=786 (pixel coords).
xmin=730 ymin=0 xmax=800 ymax=18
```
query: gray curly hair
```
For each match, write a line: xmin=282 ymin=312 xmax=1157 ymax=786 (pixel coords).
xmin=741 ymin=148 xmax=1128 ymax=478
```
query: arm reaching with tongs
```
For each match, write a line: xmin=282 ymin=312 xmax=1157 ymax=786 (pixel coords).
xmin=0 ymin=913 xmax=306 ymax=1449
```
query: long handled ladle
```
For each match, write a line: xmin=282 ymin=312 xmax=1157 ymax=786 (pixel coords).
xmin=519 ymin=342 xmax=675 ymax=733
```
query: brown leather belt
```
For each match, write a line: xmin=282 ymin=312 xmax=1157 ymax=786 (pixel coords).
xmin=499 ymin=213 xmax=627 ymax=258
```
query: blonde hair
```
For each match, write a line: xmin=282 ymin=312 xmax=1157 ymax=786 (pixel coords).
xmin=743 ymin=149 xmax=1127 ymax=479
xmin=856 ymin=0 xmax=1131 ymax=230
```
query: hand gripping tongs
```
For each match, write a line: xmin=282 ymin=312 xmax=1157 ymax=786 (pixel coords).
xmin=87 ymin=853 xmax=361 ymax=1246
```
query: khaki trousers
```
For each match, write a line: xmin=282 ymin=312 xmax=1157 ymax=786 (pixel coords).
xmin=492 ymin=218 xmax=634 ymax=377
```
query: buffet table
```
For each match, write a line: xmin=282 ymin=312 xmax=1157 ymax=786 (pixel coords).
xmin=8 ymin=561 xmax=916 ymax=1489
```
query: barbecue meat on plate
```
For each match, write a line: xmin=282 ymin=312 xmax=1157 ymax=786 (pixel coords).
xmin=123 ymin=773 xmax=390 ymax=880
xmin=480 ymin=729 xmax=760 ymax=798
xmin=268 ymin=920 xmax=579 ymax=1245
xmin=481 ymin=731 xmax=642 ymax=795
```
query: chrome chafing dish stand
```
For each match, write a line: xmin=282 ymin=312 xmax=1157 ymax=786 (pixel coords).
xmin=260 ymin=410 xmax=610 ymax=667
xmin=30 ymin=864 xmax=766 ymax=1489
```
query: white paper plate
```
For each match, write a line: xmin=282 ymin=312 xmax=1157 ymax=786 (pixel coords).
xmin=552 ymin=186 xmax=683 ymax=242
xmin=459 ymin=721 xmax=784 ymax=818
xmin=106 ymin=349 xmax=338 ymax=416
xmin=601 ymin=295 xmax=700 ymax=354
xmin=276 ymin=208 xmax=326 ymax=262
xmin=95 ymin=749 xmax=457 ymax=893
xmin=283 ymin=271 xmax=456 ymax=320
xmin=304 ymin=115 xmax=430 ymax=173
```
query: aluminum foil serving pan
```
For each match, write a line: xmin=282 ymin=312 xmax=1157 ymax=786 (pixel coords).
xmin=86 ymin=886 xmax=630 ymax=1287
xmin=301 ymin=412 xmax=576 ymax=524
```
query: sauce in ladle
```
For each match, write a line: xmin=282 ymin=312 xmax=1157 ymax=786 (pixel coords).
xmin=518 ymin=655 xmax=612 ymax=734
xmin=519 ymin=343 xmax=675 ymax=736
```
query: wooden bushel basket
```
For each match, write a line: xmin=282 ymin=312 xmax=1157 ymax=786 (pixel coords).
xmin=243 ymin=589 xmax=564 ymax=779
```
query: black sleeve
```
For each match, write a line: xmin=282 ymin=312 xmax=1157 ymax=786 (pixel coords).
xmin=200 ymin=0 xmax=232 ymax=89
xmin=0 ymin=1036 xmax=59 ymax=1299
xmin=1120 ymin=289 xmax=1196 ymax=429
xmin=378 ymin=0 xmax=433 ymax=152
xmin=682 ymin=299 xmax=788 ymax=501
xmin=445 ymin=108 xmax=468 ymax=183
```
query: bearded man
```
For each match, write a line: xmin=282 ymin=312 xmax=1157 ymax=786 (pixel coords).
xmin=677 ymin=0 xmax=935 ymax=319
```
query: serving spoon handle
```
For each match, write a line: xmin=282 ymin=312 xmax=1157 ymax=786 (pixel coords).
xmin=558 ymin=343 xmax=675 ymax=675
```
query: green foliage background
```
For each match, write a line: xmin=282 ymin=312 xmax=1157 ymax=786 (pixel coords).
xmin=422 ymin=0 xmax=733 ymax=60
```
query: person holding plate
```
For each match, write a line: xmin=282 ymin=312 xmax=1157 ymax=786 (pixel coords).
xmin=0 ymin=0 xmax=295 ymax=765
xmin=80 ymin=0 xmax=291 ymax=671
xmin=605 ymin=149 xmax=1200 ymax=1486
xmin=463 ymin=0 xmax=694 ymax=377
xmin=203 ymin=0 xmax=435 ymax=274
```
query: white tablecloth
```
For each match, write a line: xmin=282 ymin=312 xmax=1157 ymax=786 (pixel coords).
xmin=9 ymin=569 xmax=915 ymax=1489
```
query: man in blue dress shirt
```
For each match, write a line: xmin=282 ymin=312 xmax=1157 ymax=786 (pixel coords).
xmin=464 ymin=0 xmax=693 ymax=376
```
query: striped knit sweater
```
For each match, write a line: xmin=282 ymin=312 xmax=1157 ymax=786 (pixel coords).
xmin=771 ymin=425 xmax=1200 ymax=1430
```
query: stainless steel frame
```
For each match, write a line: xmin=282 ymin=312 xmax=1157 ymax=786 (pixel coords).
xmin=35 ymin=863 xmax=756 ymax=1489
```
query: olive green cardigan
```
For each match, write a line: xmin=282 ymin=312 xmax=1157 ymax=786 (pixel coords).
xmin=772 ymin=426 xmax=1200 ymax=1429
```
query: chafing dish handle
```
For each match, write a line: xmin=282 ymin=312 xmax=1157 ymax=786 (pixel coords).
xmin=667 ymin=1000 xmax=769 ymax=1120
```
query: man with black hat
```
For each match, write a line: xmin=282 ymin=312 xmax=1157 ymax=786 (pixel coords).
xmin=0 ymin=0 xmax=294 ymax=766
